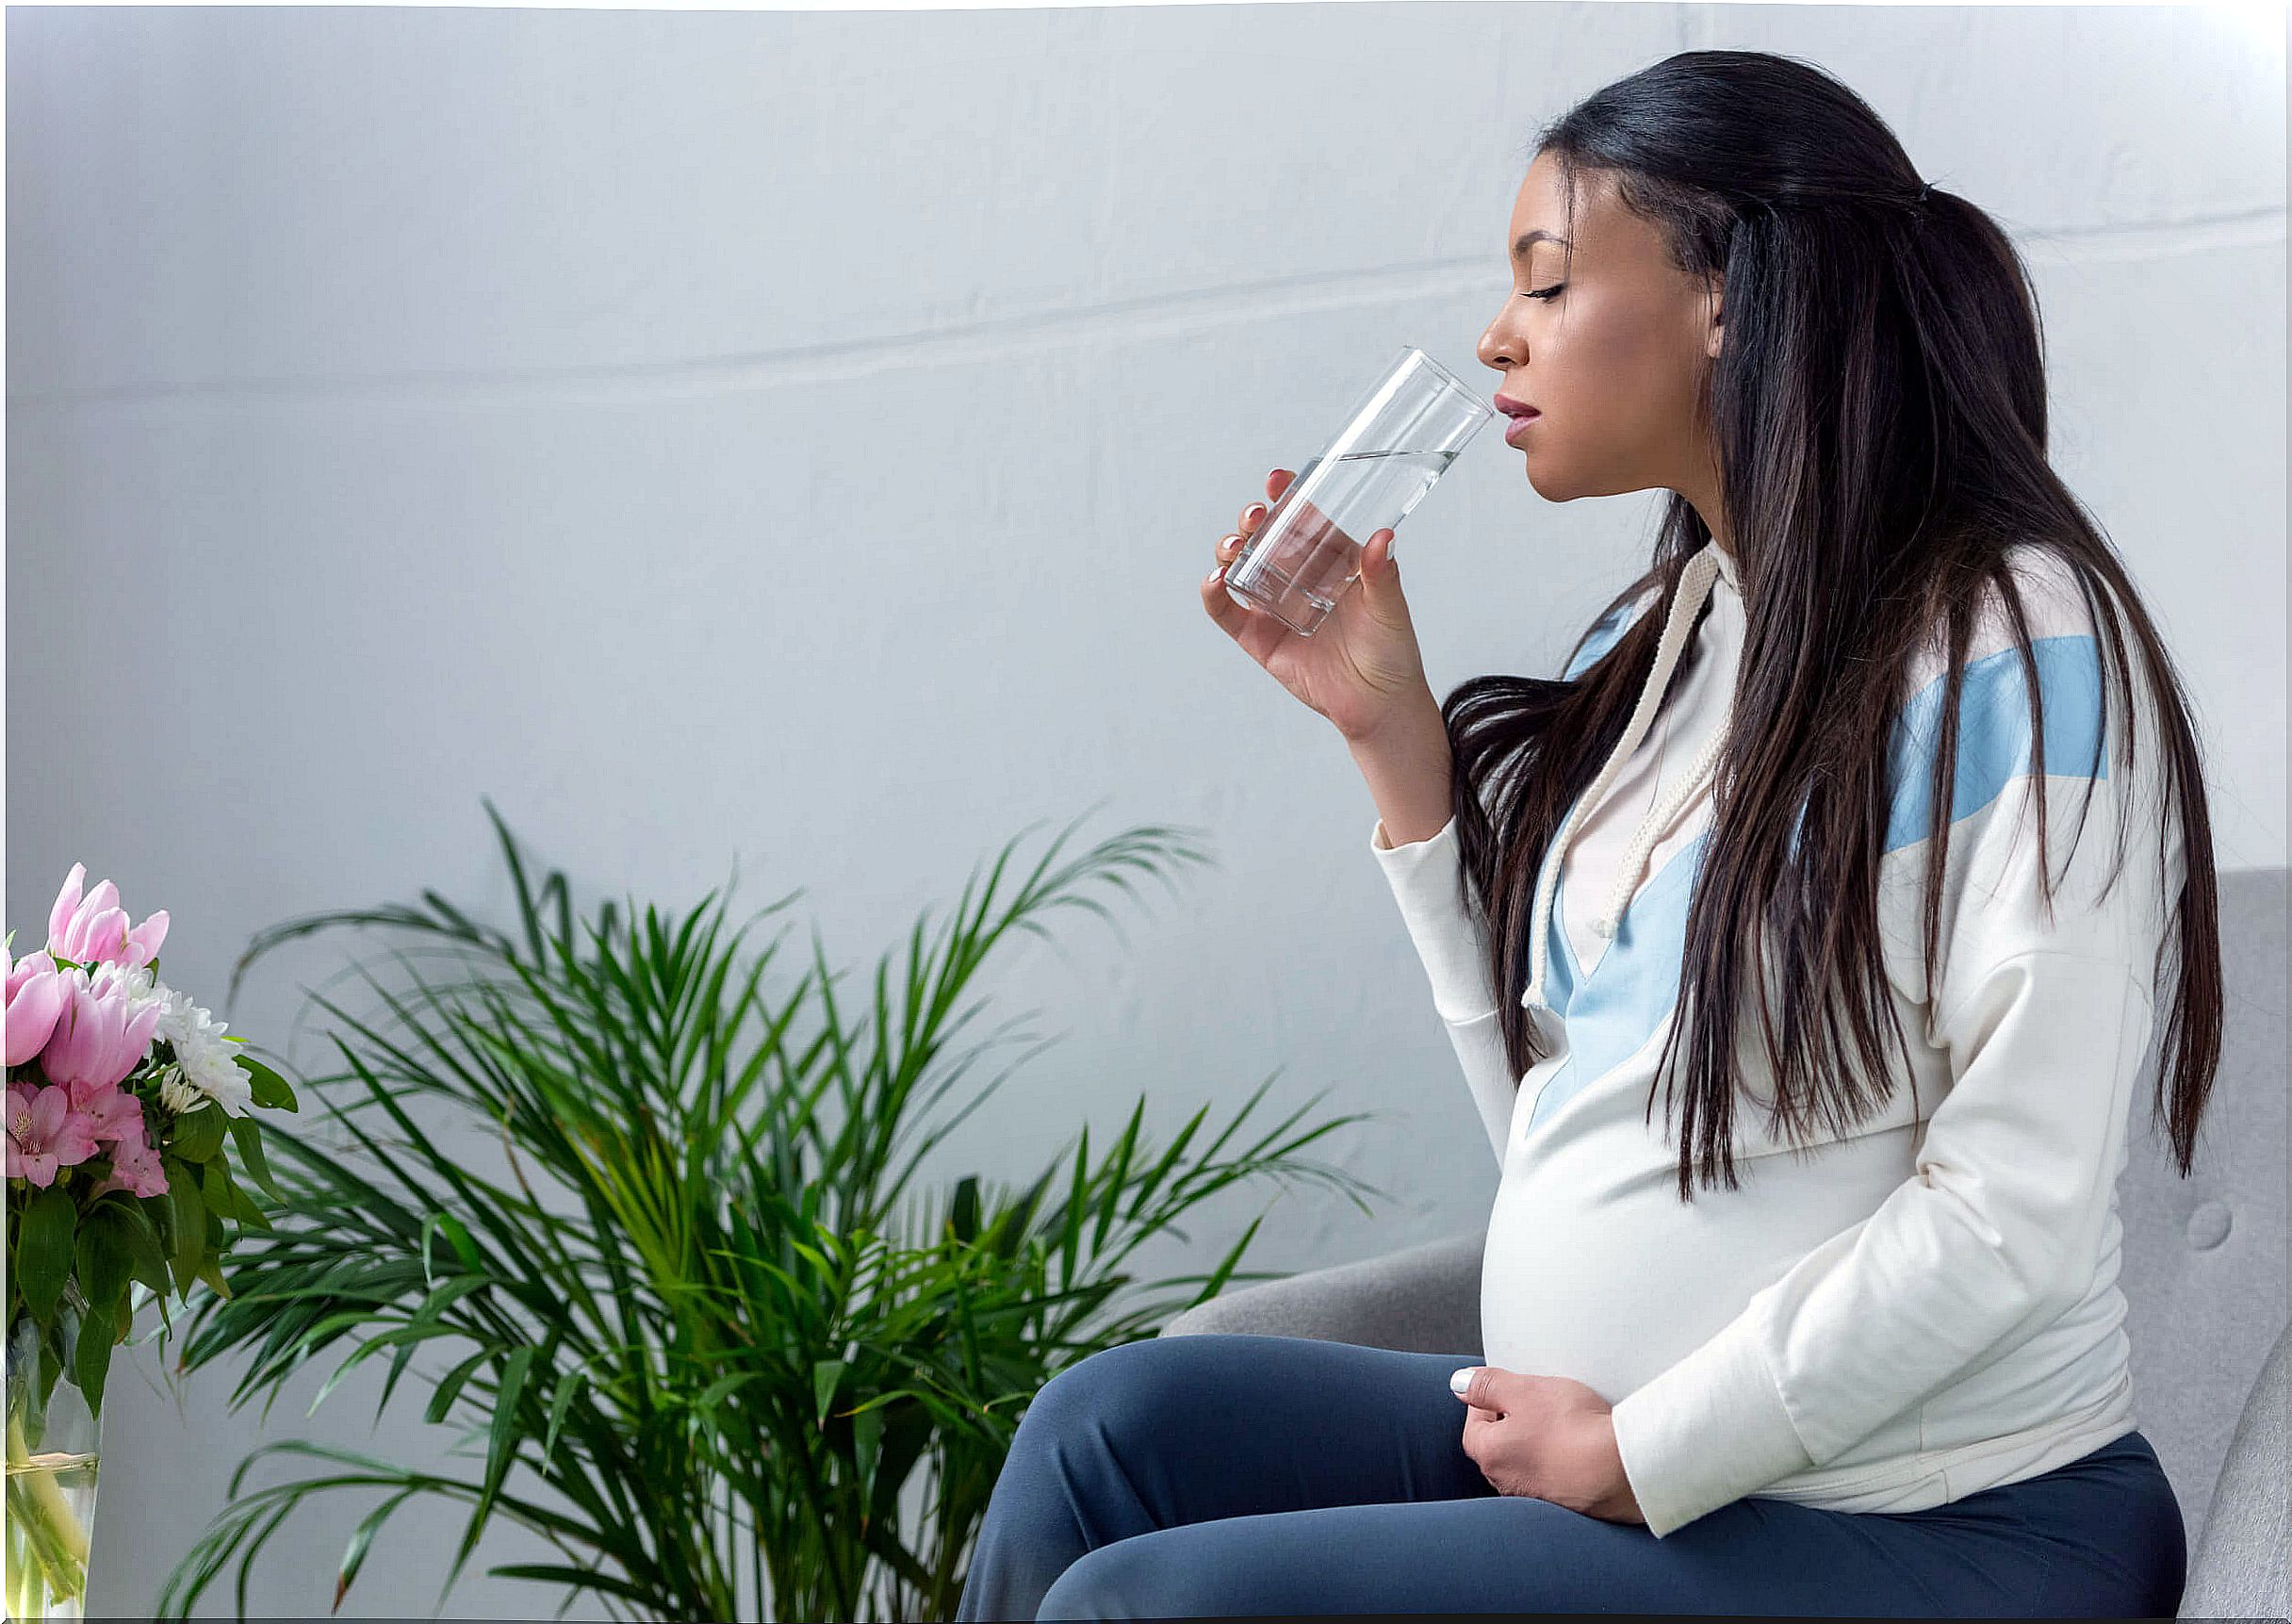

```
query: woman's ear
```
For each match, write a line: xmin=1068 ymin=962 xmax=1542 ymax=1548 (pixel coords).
xmin=1703 ymin=271 xmax=1727 ymax=361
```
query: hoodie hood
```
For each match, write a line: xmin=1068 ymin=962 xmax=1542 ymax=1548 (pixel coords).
xmin=1524 ymin=538 xmax=1734 ymax=1015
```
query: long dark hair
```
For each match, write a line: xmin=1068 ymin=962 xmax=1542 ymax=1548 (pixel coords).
xmin=1445 ymin=49 xmax=2221 ymax=1198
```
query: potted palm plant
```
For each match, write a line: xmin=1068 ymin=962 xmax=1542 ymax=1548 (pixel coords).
xmin=152 ymin=798 xmax=1388 ymax=1621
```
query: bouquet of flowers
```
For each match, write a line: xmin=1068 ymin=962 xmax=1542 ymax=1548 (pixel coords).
xmin=4 ymin=862 xmax=297 ymax=1619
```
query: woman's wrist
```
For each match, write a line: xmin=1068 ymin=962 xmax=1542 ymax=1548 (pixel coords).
xmin=1349 ymin=697 xmax=1454 ymax=847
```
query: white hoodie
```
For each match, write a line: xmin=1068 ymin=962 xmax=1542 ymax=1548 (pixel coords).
xmin=1370 ymin=536 xmax=2185 ymax=1538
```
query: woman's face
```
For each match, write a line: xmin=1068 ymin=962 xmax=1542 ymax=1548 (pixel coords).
xmin=1475 ymin=152 xmax=1726 ymax=510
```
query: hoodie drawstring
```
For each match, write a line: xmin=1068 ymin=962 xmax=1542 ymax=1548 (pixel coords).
xmin=1524 ymin=541 xmax=1731 ymax=1015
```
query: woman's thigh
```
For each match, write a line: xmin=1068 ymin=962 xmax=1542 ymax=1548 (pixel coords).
xmin=1036 ymin=1428 xmax=2187 ymax=1620
xmin=956 ymin=1332 xmax=1495 ymax=1621
xmin=1015 ymin=1331 xmax=1494 ymax=1527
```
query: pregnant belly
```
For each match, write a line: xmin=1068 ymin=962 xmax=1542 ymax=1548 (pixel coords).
xmin=1478 ymin=1110 xmax=1916 ymax=1400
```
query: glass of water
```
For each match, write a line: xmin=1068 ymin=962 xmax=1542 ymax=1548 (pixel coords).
xmin=1222 ymin=345 xmax=1495 ymax=636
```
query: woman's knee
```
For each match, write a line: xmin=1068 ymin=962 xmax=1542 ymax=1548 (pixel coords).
xmin=1023 ymin=1335 xmax=1232 ymax=1445
xmin=1034 ymin=1534 xmax=1171 ymax=1622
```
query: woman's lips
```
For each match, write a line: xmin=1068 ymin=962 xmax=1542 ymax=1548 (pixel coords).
xmin=1503 ymin=410 xmax=1541 ymax=443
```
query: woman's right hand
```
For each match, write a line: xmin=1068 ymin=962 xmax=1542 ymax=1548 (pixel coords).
xmin=1200 ymin=468 xmax=1438 ymax=746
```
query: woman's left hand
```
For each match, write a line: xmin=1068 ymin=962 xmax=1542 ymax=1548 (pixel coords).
xmin=1453 ymin=1366 xmax=1647 ymax=1526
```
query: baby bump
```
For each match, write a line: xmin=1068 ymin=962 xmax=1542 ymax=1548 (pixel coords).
xmin=1480 ymin=1114 xmax=1917 ymax=1397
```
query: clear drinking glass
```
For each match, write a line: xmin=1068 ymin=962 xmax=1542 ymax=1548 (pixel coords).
xmin=1222 ymin=345 xmax=1496 ymax=636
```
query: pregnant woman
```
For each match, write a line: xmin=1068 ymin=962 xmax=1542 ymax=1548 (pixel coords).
xmin=957 ymin=47 xmax=2218 ymax=1621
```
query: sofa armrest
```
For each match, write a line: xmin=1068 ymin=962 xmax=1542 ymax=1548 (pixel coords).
xmin=1158 ymin=1229 xmax=1484 ymax=1356
xmin=2181 ymin=1312 xmax=2290 ymax=1620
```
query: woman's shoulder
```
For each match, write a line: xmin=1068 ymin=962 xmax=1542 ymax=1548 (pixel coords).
xmin=1898 ymin=541 xmax=2106 ymax=699
xmin=1885 ymin=543 xmax=2137 ymax=853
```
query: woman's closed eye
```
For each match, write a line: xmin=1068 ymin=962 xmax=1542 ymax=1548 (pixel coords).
xmin=1520 ymin=284 xmax=1566 ymax=301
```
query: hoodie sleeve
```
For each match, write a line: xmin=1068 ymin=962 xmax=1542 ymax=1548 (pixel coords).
xmin=1607 ymin=551 xmax=2183 ymax=1538
xmin=1369 ymin=813 xmax=1516 ymax=1164
xmin=1366 ymin=583 xmax=1667 ymax=1165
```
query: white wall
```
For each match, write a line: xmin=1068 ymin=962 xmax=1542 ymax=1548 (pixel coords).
xmin=5 ymin=4 xmax=2283 ymax=1616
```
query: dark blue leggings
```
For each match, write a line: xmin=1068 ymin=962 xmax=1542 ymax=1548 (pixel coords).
xmin=955 ymin=1333 xmax=2187 ymax=1619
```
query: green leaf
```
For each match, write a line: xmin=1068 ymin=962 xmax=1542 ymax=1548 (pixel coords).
xmin=235 ymin=1190 xmax=275 ymax=1234
xmin=162 ymin=1156 xmax=206 ymax=1295
xmin=199 ymin=1155 xmax=235 ymax=1214
xmin=443 ymin=1344 xmax=534 ymax=1600
xmin=200 ymin=1156 xmax=270 ymax=1231
xmin=73 ymin=1297 xmax=116 ymax=1417
xmin=538 ymin=1361 xmax=589 ymax=1474
xmin=17 ymin=1184 xmax=77 ymax=1322
xmin=334 ymin=1485 xmax=419 ymax=1613
xmin=424 ymin=1349 xmax=492 ymax=1425
xmin=194 ymin=1253 xmax=232 ymax=1300
xmin=416 ymin=1210 xmax=485 ymax=1287
xmin=225 ymin=1114 xmax=285 ymax=1204
xmin=434 ymin=1213 xmax=484 ymax=1276
xmin=74 ymin=1204 xmax=135 ymax=1314
xmin=852 ymin=1402 xmax=883 ymax=1506
xmin=811 ymin=1357 xmax=846 ymax=1429
xmin=102 ymin=1195 xmax=172 ymax=1297
xmin=237 ymin=1055 xmax=299 ymax=1111
xmin=949 ymin=1173 xmax=980 ymax=1242
xmin=483 ymin=1566 xmax=659 ymax=1607
xmin=171 ymin=1103 xmax=228 ymax=1163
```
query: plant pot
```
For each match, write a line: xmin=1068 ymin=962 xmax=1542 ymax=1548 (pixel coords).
xmin=3 ymin=1311 xmax=101 ymax=1621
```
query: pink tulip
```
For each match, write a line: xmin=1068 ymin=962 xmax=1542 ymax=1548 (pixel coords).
xmin=5 ymin=1081 xmax=100 ymax=1188
xmin=5 ymin=951 xmax=71 ymax=1067
xmin=47 ymin=861 xmax=169 ymax=970
xmin=38 ymin=969 xmax=162 ymax=1100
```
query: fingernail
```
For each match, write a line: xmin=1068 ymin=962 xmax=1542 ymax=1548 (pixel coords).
xmin=1449 ymin=1368 xmax=1477 ymax=1395
xmin=1245 ymin=503 xmax=1266 ymax=523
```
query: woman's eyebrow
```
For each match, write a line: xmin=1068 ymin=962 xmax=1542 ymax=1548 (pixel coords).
xmin=1512 ymin=230 xmax=1570 ymax=258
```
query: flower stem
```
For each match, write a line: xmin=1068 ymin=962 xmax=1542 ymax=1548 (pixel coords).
xmin=5 ymin=1410 xmax=90 ymax=1609
xmin=7 ymin=1471 xmax=85 ymax=1610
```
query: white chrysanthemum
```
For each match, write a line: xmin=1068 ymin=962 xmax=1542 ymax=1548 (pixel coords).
xmin=156 ymin=1061 xmax=204 ymax=1115
xmin=147 ymin=979 xmax=254 ymax=1119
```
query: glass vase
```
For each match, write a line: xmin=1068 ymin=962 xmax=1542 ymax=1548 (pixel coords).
xmin=3 ymin=1311 xmax=101 ymax=1622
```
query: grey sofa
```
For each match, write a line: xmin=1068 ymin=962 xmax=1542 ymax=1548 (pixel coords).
xmin=1164 ymin=867 xmax=2288 ymax=1620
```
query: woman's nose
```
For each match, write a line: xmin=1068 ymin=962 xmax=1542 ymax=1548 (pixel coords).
xmin=1476 ymin=319 xmax=1513 ymax=371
